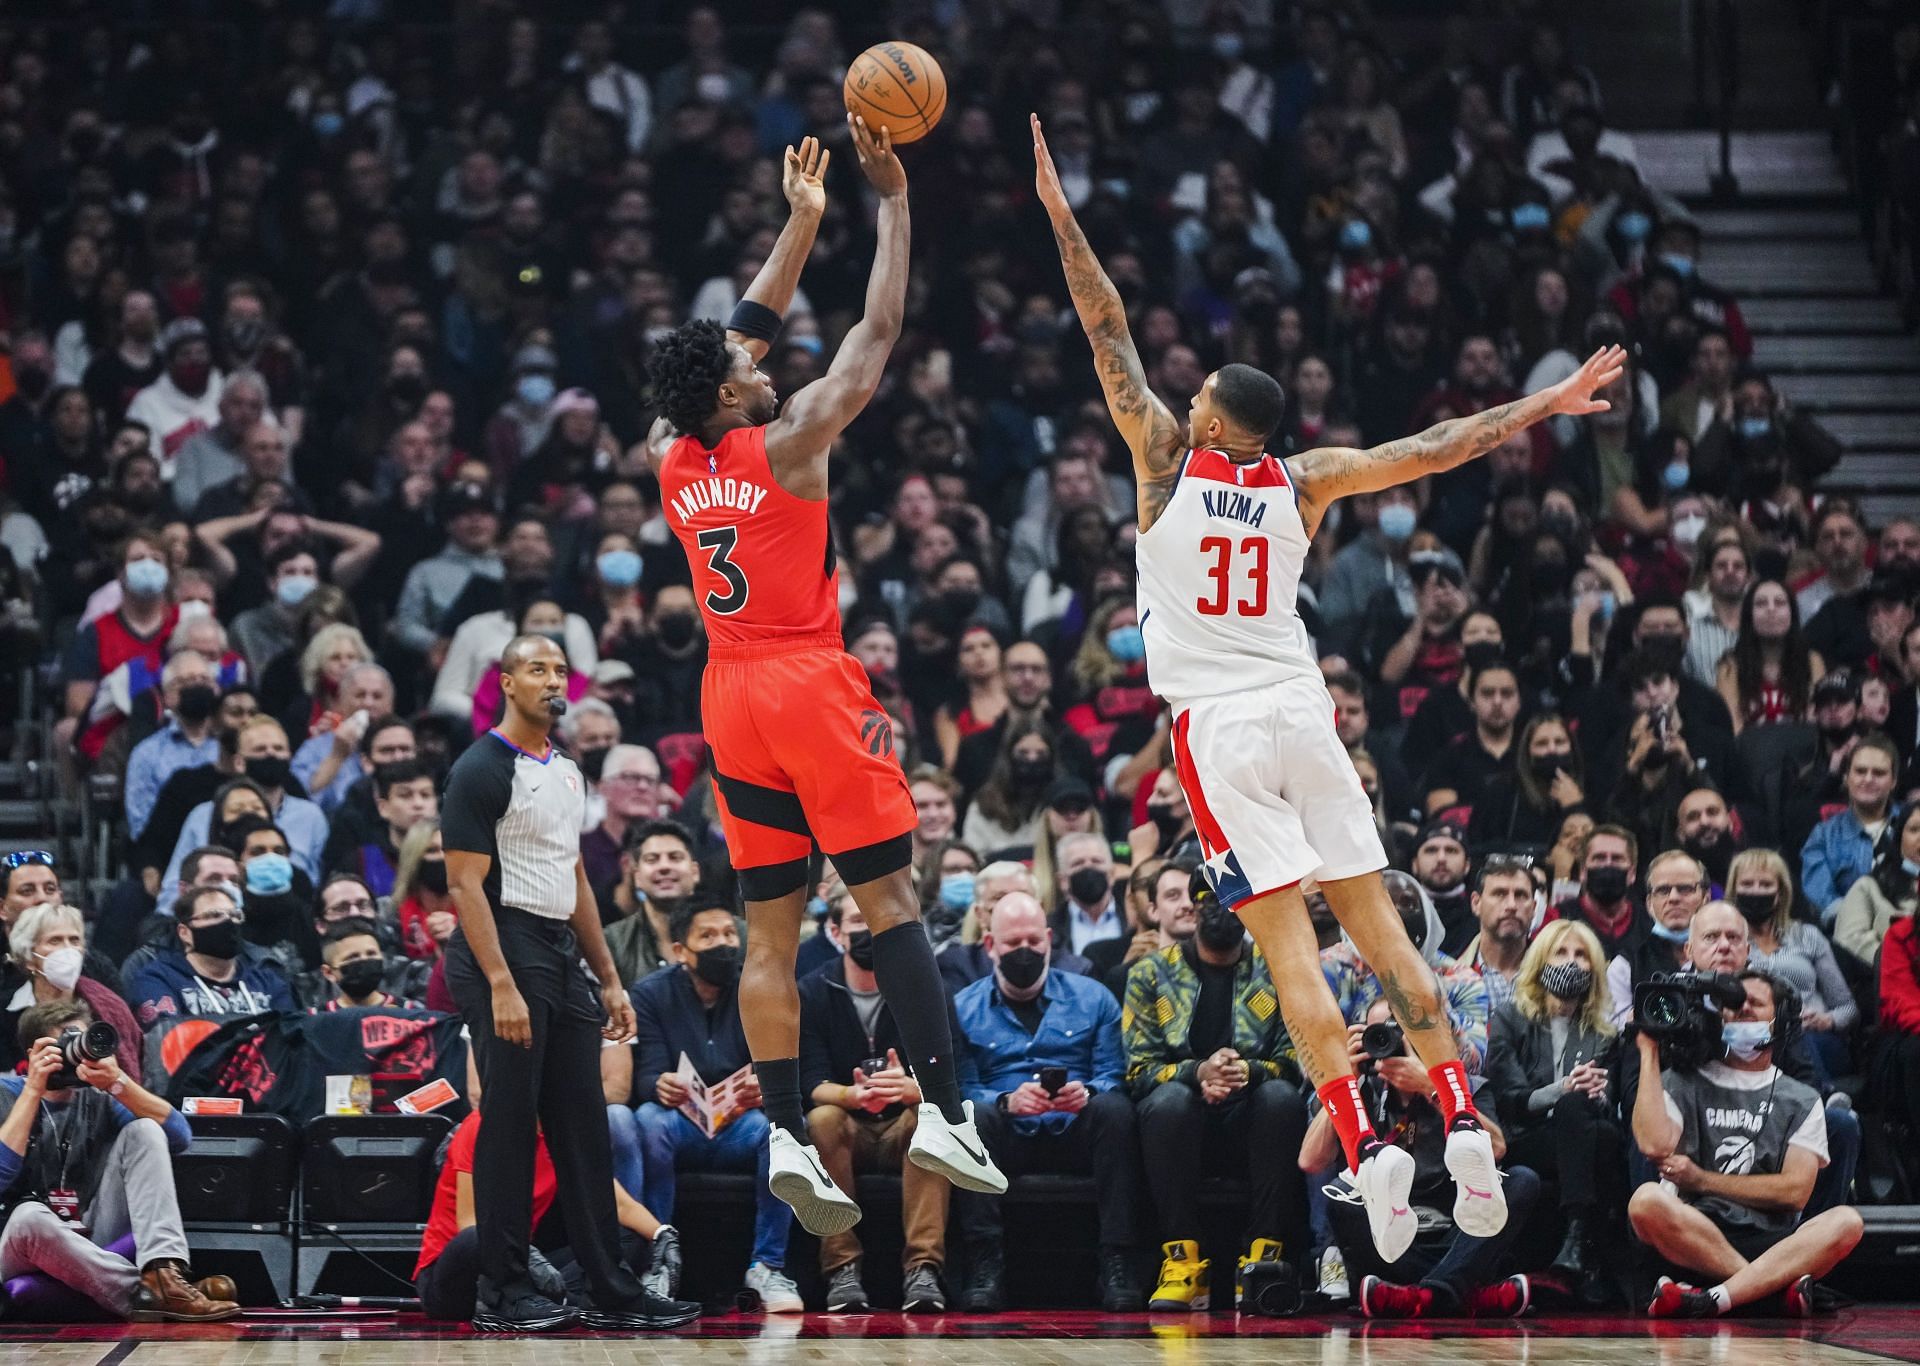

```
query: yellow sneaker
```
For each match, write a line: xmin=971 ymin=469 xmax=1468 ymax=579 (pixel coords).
xmin=1148 ymin=1239 xmax=1210 ymax=1312
xmin=1237 ymin=1238 xmax=1285 ymax=1309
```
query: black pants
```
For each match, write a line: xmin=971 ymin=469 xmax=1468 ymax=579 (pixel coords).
xmin=445 ymin=910 xmax=642 ymax=1303
xmin=956 ymin=1089 xmax=1144 ymax=1251
xmin=1504 ymin=1093 xmax=1627 ymax=1215
xmin=415 ymin=1216 xmax=654 ymax=1319
xmin=1138 ymin=1078 xmax=1309 ymax=1251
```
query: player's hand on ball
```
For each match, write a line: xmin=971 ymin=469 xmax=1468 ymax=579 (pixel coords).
xmin=847 ymin=114 xmax=906 ymax=198
xmin=491 ymin=982 xmax=533 ymax=1049
xmin=1548 ymin=344 xmax=1628 ymax=418
xmin=783 ymin=135 xmax=830 ymax=217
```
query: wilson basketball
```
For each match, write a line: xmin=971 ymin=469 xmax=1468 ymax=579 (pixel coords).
xmin=843 ymin=41 xmax=947 ymax=144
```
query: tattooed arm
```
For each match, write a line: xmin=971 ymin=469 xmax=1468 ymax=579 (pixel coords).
xmin=1033 ymin=114 xmax=1185 ymax=531
xmin=1285 ymin=345 xmax=1627 ymax=538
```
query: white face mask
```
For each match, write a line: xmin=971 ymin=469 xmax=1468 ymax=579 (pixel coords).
xmin=38 ymin=946 xmax=84 ymax=992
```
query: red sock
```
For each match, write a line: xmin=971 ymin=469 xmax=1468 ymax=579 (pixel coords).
xmin=1427 ymin=1060 xmax=1477 ymax=1127
xmin=1316 ymin=1074 xmax=1376 ymax=1173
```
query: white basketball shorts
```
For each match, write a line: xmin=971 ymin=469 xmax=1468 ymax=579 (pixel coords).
xmin=1168 ymin=673 xmax=1387 ymax=907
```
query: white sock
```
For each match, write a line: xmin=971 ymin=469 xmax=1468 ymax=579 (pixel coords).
xmin=1708 ymin=1284 xmax=1732 ymax=1314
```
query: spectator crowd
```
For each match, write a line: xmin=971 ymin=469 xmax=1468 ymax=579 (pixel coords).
xmin=0 ymin=0 xmax=1908 ymax=1324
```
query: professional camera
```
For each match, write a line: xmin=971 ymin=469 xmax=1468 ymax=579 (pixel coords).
xmin=1632 ymin=971 xmax=1745 ymax=1066
xmin=48 ymin=1021 xmax=119 ymax=1091
xmin=1238 ymin=1258 xmax=1303 ymax=1315
xmin=1359 ymin=1019 xmax=1405 ymax=1063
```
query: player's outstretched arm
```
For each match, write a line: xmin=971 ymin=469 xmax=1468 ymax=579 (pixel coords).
xmin=1285 ymin=344 xmax=1625 ymax=538
xmin=766 ymin=115 xmax=907 ymax=493
xmin=1032 ymin=113 xmax=1184 ymax=531
xmin=730 ymin=136 xmax=830 ymax=365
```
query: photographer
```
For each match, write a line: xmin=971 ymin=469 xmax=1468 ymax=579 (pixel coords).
xmin=1486 ymin=921 xmax=1626 ymax=1279
xmin=0 ymin=1000 xmax=240 ymax=1321
xmin=1629 ymin=970 xmax=1863 ymax=1316
xmin=1302 ymin=995 xmax=1539 ymax=1319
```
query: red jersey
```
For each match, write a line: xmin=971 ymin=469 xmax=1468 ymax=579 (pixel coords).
xmin=658 ymin=425 xmax=839 ymax=648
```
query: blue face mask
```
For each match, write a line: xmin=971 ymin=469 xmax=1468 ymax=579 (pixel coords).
xmin=1106 ymin=625 xmax=1146 ymax=663
xmin=1663 ymin=461 xmax=1691 ymax=492
xmin=1377 ymin=503 xmax=1417 ymax=541
xmin=1339 ymin=219 xmax=1372 ymax=252
xmin=597 ymin=549 xmax=642 ymax=588
xmin=806 ymin=896 xmax=829 ymax=920
xmin=1511 ymin=202 xmax=1551 ymax=232
xmin=313 ymin=112 xmax=345 ymax=139
xmin=1616 ymin=210 xmax=1652 ymax=243
xmin=790 ymin=334 xmax=824 ymax=356
xmin=939 ymin=873 xmax=976 ymax=911
xmin=124 ymin=557 xmax=169 ymax=599
xmin=1902 ymin=858 xmax=1920 ymax=879
xmin=1659 ymin=251 xmax=1695 ymax=279
xmin=1595 ymin=590 xmax=1617 ymax=621
xmin=276 ymin=573 xmax=318 ymax=608
xmin=1719 ymin=1018 xmax=1773 ymax=1062
xmin=518 ymin=373 xmax=556 ymax=407
xmin=1648 ymin=919 xmax=1691 ymax=944
xmin=1737 ymin=416 xmax=1772 ymax=441
xmin=245 ymin=852 xmax=294 ymax=896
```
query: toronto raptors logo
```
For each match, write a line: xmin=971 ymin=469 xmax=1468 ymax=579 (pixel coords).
xmin=860 ymin=709 xmax=894 ymax=758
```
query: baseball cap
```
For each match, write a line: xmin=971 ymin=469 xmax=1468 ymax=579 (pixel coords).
xmin=440 ymin=481 xmax=498 ymax=520
xmin=1044 ymin=777 xmax=1095 ymax=813
xmin=161 ymin=317 xmax=208 ymax=355
xmin=1416 ymin=820 xmax=1469 ymax=853
xmin=1813 ymin=668 xmax=1862 ymax=705
xmin=1408 ymin=546 xmax=1467 ymax=587
xmin=1863 ymin=571 xmax=1917 ymax=610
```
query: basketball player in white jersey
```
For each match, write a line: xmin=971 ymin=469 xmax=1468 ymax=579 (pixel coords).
xmin=1033 ymin=113 xmax=1625 ymax=1261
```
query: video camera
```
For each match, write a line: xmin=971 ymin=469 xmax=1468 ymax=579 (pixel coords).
xmin=1631 ymin=971 xmax=1746 ymax=1067
xmin=48 ymin=1022 xmax=118 ymax=1092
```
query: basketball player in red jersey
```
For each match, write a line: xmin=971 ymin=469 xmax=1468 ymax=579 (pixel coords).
xmin=1033 ymin=112 xmax=1625 ymax=1266
xmin=643 ymin=119 xmax=1005 ymax=1236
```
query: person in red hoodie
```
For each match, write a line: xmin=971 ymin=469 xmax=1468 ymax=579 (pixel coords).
xmin=1872 ymin=912 xmax=1920 ymax=1133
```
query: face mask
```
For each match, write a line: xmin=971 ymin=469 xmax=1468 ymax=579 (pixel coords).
xmin=805 ymin=896 xmax=829 ymax=920
xmin=1462 ymin=641 xmax=1506 ymax=672
xmin=996 ymin=945 xmax=1047 ymax=990
xmin=517 ymin=373 xmax=556 ymax=407
xmin=923 ymin=901 xmax=965 ymax=946
xmin=1585 ymin=865 xmax=1630 ymax=904
xmin=790 ymin=334 xmax=824 ymax=356
xmin=388 ymin=373 xmax=428 ymax=405
xmin=597 ymin=549 xmax=642 ymax=588
xmin=336 ymin=957 xmax=386 ymax=999
xmin=38 ymin=946 xmax=83 ymax=993
xmin=191 ymin=919 xmax=244 ymax=961
xmin=1649 ymin=918 xmax=1691 ymax=944
xmin=1903 ymin=858 xmax=1920 ymax=880
xmin=1539 ymin=960 xmax=1592 ymax=1000
xmin=1720 ymin=1018 xmax=1772 ymax=1062
xmin=1737 ymin=416 xmax=1772 ymax=441
xmin=313 ymin=111 xmax=345 ymax=138
xmin=175 ymin=684 xmax=218 ymax=723
xmin=276 ymin=573 xmax=318 ymax=608
xmin=578 ymin=747 xmax=609 ymax=783
xmin=692 ymin=943 xmax=741 ymax=987
xmin=1196 ymin=904 xmax=1245 ymax=952
xmin=1672 ymin=513 xmax=1708 ymax=549
xmin=1067 ymin=867 xmax=1110 ymax=907
xmin=657 ymin=613 xmax=697 ymax=649
xmin=1511 ymin=202 xmax=1552 ymax=232
xmin=1210 ymin=31 xmax=1244 ymax=61
xmin=1339 ymin=219 xmax=1372 ymax=252
xmin=1616 ymin=210 xmax=1652 ymax=242
xmin=226 ymin=319 xmax=265 ymax=353
xmin=173 ymin=361 xmax=213 ymax=395
xmin=125 ymin=558 xmax=169 ymax=598
xmin=245 ymin=755 xmax=291 ymax=789
xmin=245 ymin=852 xmax=294 ymax=896
xmin=1734 ymin=890 xmax=1775 ymax=924
xmin=844 ymin=929 xmax=875 ymax=970
xmin=1011 ymin=756 xmax=1052 ymax=787
xmin=1663 ymin=461 xmax=1691 ymax=492
xmin=1530 ymin=561 xmax=1569 ymax=597
xmin=177 ymin=599 xmax=212 ymax=622
xmin=1147 ymin=802 xmax=1181 ymax=843
xmin=1106 ymin=625 xmax=1146 ymax=663
xmin=939 ymin=873 xmax=976 ymax=911
xmin=1595 ymin=590 xmax=1617 ymax=622
xmin=417 ymin=859 xmax=448 ymax=894
xmin=1529 ymin=754 xmax=1565 ymax=783
xmin=1378 ymin=503 xmax=1417 ymax=541
xmin=1659 ymin=252 xmax=1695 ymax=279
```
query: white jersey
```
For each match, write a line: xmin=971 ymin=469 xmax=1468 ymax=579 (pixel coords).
xmin=1135 ymin=448 xmax=1321 ymax=704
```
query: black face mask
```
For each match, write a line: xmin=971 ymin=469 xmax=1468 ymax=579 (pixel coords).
xmin=1529 ymin=754 xmax=1565 ymax=784
xmin=692 ymin=943 xmax=741 ymax=987
xmin=1196 ymin=905 xmax=1245 ymax=952
xmin=244 ymin=755 xmax=290 ymax=789
xmin=417 ymin=860 xmax=448 ymax=894
xmin=844 ymin=929 xmax=875 ymax=970
xmin=1010 ymin=756 xmax=1053 ymax=788
xmin=1462 ymin=641 xmax=1507 ymax=672
xmin=578 ymin=746 xmax=610 ymax=783
xmin=996 ymin=945 xmax=1047 ymax=989
xmin=1734 ymin=890 xmax=1775 ymax=924
xmin=336 ymin=958 xmax=386 ymax=999
xmin=1529 ymin=561 xmax=1570 ymax=597
xmin=174 ymin=684 xmax=218 ymax=723
xmin=191 ymin=920 xmax=244 ymax=961
xmin=1641 ymin=635 xmax=1686 ymax=671
xmin=1146 ymin=803 xmax=1181 ymax=844
xmin=656 ymin=613 xmax=697 ymax=649
xmin=1820 ymin=721 xmax=1856 ymax=748
xmin=1585 ymin=865 xmax=1630 ymax=904
xmin=387 ymin=373 xmax=428 ymax=406
xmin=1067 ymin=867 xmax=1110 ymax=907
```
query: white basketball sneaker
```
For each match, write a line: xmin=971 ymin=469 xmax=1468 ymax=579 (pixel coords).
xmin=908 ymin=1100 xmax=1008 ymax=1193
xmin=766 ymin=1125 xmax=862 ymax=1236
xmin=1444 ymin=1121 xmax=1509 ymax=1238
xmin=1336 ymin=1142 xmax=1418 ymax=1262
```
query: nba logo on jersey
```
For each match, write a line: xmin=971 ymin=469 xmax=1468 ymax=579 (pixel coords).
xmin=708 ymin=452 xmax=718 ymax=474
xmin=564 ymin=774 xmax=579 ymax=793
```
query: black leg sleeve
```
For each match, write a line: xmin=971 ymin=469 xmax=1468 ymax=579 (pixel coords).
xmin=868 ymin=921 xmax=965 ymax=1122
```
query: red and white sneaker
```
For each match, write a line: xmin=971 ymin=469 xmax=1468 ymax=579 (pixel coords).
xmin=1782 ymin=1274 xmax=1814 ymax=1318
xmin=1464 ymin=1275 xmax=1530 ymax=1318
xmin=1359 ymin=1274 xmax=1432 ymax=1319
xmin=1647 ymin=1275 xmax=1717 ymax=1318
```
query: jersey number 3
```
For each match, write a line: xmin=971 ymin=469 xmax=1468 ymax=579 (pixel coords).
xmin=1197 ymin=535 xmax=1270 ymax=617
xmin=697 ymin=526 xmax=750 ymax=615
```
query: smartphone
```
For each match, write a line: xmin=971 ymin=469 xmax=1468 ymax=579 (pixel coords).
xmin=1040 ymin=1066 xmax=1068 ymax=1096
xmin=1652 ymin=704 xmax=1673 ymax=745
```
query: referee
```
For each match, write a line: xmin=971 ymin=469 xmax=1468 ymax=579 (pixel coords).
xmin=442 ymin=634 xmax=684 ymax=1332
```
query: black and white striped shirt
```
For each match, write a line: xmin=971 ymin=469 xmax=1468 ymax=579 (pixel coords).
xmin=442 ymin=730 xmax=585 ymax=920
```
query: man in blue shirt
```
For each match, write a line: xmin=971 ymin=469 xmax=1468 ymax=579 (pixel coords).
xmin=123 ymin=649 xmax=222 ymax=839
xmin=953 ymin=892 xmax=1145 ymax=1313
xmin=0 ymin=998 xmax=240 ymax=1320
xmin=126 ymin=885 xmax=296 ymax=1030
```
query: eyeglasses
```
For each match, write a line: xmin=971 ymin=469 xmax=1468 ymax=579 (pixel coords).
xmin=1 ymin=851 xmax=55 ymax=870
xmin=1648 ymin=882 xmax=1702 ymax=899
xmin=324 ymin=897 xmax=376 ymax=917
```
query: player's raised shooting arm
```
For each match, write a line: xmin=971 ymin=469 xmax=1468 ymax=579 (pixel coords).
xmin=1032 ymin=114 xmax=1183 ymax=530
xmin=1284 ymin=345 xmax=1626 ymax=538
xmin=729 ymin=137 xmax=830 ymax=365
xmin=766 ymin=117 xmax=907 ymax=488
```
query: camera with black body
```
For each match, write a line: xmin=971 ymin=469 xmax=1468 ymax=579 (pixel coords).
xmin=47 ymin=1022 xmax=118 ymax=1091
xmin=1359 ymin=1019 xmax=1405 ymax=1067
xmin=1631 ymin=971 xmax=1745 ymax=1067
xmin=1238 ymin=1258 xmax=1303 ymax=1315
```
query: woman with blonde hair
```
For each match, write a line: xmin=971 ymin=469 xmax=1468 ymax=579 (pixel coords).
xmin=1727 ymin=848 xmax=1857 ymax=1082
xmin=392 ymin=818 xmax=456 ymax=962
xmin=1485 ymin=918 xmax=1625 ymax=1278
xmin=291 ymin=621 xmax=373 ymax=739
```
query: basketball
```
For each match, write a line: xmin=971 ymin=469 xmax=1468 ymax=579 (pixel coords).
xmin=843 ymin=41 xmax=947 ymax=144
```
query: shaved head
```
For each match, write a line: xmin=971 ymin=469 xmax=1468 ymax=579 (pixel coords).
xmin=502 ymin=633 xmax=565 ymax=669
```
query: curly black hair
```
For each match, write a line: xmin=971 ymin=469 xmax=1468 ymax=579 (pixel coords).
xmin=650 ymin=319 xmax=734 ymax=434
